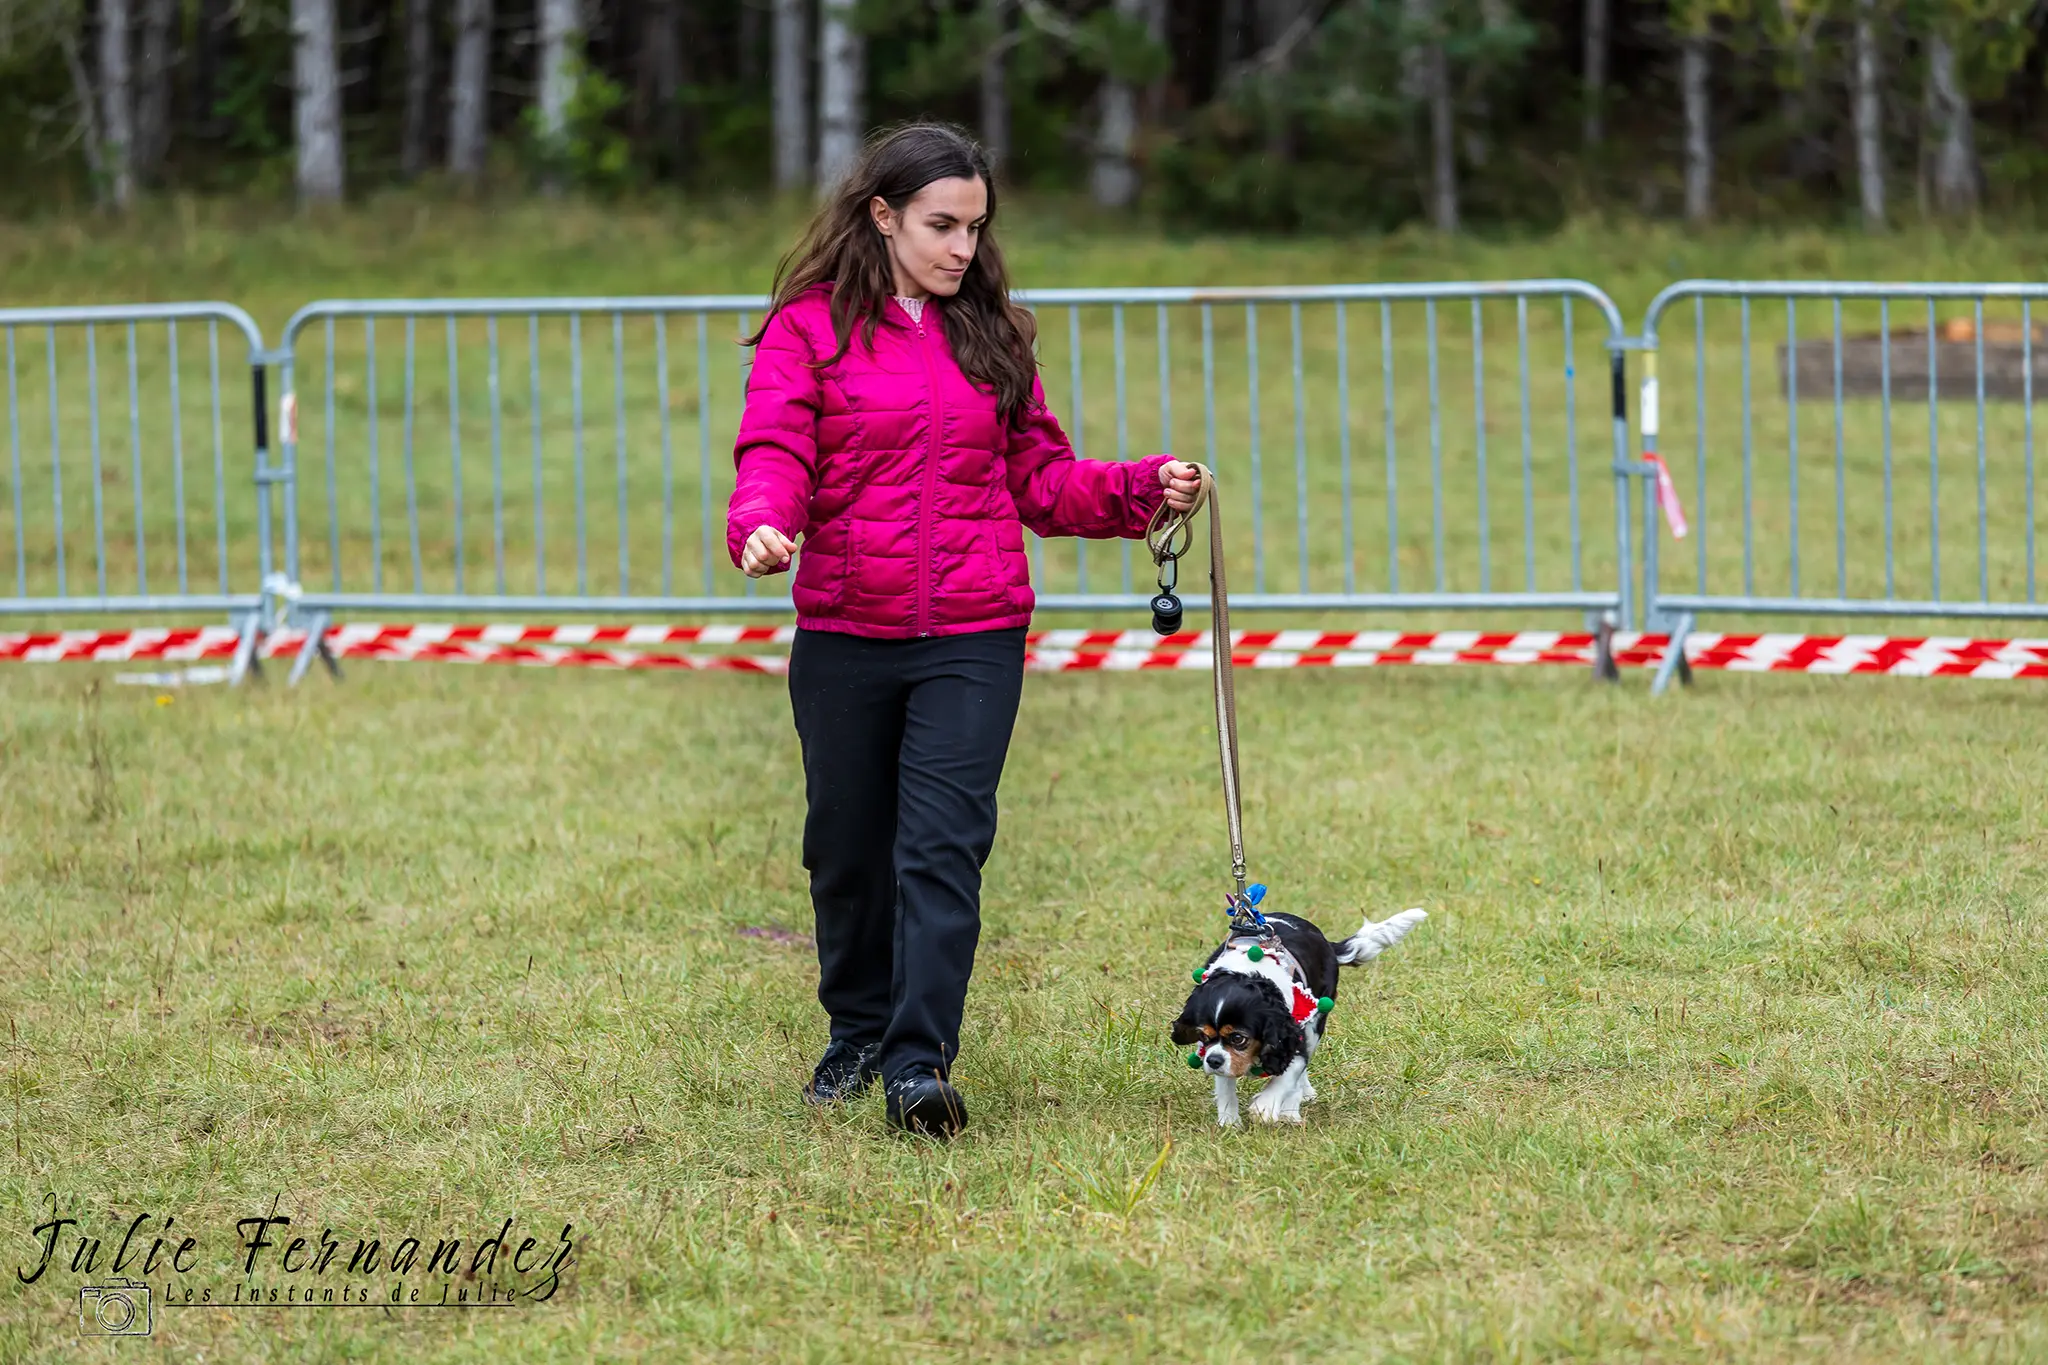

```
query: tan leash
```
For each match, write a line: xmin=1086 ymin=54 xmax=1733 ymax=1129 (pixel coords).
xmin=1144 ymin=464 xmax=1248 ymax=899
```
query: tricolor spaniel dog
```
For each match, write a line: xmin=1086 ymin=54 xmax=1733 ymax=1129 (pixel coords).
xmin=1172 ymin=905 xmax=1427 ymax=1125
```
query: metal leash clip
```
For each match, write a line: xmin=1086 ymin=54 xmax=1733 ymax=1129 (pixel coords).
xmin=1224 ymin=882 xmax=1274 ymax=938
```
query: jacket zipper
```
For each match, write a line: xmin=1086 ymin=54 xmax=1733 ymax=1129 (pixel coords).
xmin=913 ymin=308 xmax=943 ymax=638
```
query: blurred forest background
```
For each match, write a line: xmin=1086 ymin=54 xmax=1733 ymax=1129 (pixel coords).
xmin=0 ymin=0 xmax=2042 ymax=230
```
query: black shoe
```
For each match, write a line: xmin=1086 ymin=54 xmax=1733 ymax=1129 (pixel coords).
xmin=885 ymin=1072 xmax=968 ymax=1138
xmin=804 ymin=1040 xmax=881 ymax=1105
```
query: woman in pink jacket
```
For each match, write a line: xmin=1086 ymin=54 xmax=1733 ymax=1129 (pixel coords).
xmin=730 ymin=122 xmax=1201 ymax=1138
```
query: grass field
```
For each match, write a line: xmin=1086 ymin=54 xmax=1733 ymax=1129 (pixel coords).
xmin=1 ymin=659 xmax=2045 ymax=1362
xmin=3 ymin=205 xmax=2048 ymax=1361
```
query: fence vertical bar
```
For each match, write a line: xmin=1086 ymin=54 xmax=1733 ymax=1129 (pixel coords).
xmin=87 ymin=325 xmax=106 ymax=596
xmin=2027 ymin=300 xmax=2036 ymax=602
xmin=1927 ymin=298 xmax=1940 ymax=601
xmin=1693 ymin=298 xmax=1706 ymax=590
xmin=488 ymin=317 xmax=505 ymax=595
xmin=1427 ymin=299 xmax=1444 ymax=593
xmin=1113 ymin=303 xmax=1131 ymax=594
xmin=324 ymin=317 xmax=339 ymax=589
xmin=209 ymin=322 xmax=224 ymax=594
xmin=446 ymin=315 xmax=465 ymax=594
xmin=1565 ymin=297 xmax=1582 ymax=592
xmin=1381 ymin=301 xmax=1398 ymax=593
xmin=123 ymin=323 xmax=146 ymax=594
xmin=656 ymin=314 xmax=673 ymax=597
xmin=367 ymin=321 xmax=382 ymax=594
xmin=1786 ymin=300 xmax=1798 ymax=598
xmin=572 ymin=312 xmax=587 ymax=596
xmin=1739 ymin=298 xmax=1753 ymax=597
xmin=1974 ymin=297 xmax=1987 ymax=602
xmin=529 ymin=315 xmax=545 ymax=593
xmin=1881 ymin=301 xmax=1894 ymax=598
xmin=1069 ymin=305 xmax=1087 ymax=594
xmin=1246 ymin=303 xmax=1265 ymax=592
xmin=1336 ymin=302 xmax=1354 ymax=595
xmin=1290 ymin=302 xmax=1309 ymax=593
xmin=1201 ymin=302 xmax=1217 ymax=506
xmin=613 ymin=312 xmax=630 ymax=595
xmin=1832 ymin=301 xmax=1845 ymax=598
xmin=46 ymin=330 xmax=65 ymax=596
xmin=168 ymin=323 xmax=187 ymax=593
xmin=697 ymin=312 xmax=713 ymax=596
xmin=403 ymin=317 xmax=421 ymax=593
xmin=1516 ymin=296 xmax=1533 ymax=592
xmin=1471 ymin=298 xmax=1490 ymax=592
xmin=5 ymin=328 xmax=20 ymax=597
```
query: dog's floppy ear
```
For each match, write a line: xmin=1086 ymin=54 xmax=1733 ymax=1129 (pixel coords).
xmin=1169 ymin=1003 xmax=1201 ymax=1047
xmin=1248 ymin=997 xmax=1301 ymax=1075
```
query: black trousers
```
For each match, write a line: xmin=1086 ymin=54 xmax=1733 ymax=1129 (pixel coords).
xmin=787 ymin=626 xmax=1027 ymax=1085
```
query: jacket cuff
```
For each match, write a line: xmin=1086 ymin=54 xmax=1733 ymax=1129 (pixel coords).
xmin=1127 ymin=453 xmax=1174 ymax=534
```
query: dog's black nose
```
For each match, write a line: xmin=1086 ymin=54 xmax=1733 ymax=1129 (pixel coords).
xmin=1204 ymin=1051 xmax=1226 ymax=1069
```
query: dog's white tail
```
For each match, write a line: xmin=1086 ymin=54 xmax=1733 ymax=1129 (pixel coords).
xmin=1334 ymin=908 xmax=1428 ymax=965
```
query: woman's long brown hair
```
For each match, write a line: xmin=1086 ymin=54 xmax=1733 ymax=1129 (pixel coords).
xmin=746 ymin=122 xmax=1040 ymax=428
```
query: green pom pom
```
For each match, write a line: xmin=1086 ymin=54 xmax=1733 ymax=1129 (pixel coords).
xmin=1192 ymin=968 xmax=1205 ymax=982
xmin=1186 ymin=1052 xmax=1202 ymax=1068
xmin=1247 ymin=945 xmax=1264 ymax=962
xmin=1317 ymin=995 xmax=1335 ymax=1014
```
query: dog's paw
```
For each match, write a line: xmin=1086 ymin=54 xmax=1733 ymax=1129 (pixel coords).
xmin=1299 ymin=1080 xmax=1318 ymax=1105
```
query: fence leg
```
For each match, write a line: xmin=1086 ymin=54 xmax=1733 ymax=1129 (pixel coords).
xmin=287 ymin=609 xmax=341 ymax=686
xmin=229 ymin=610 xmax=265 ymax=685
xmin=1650 ymin=611 xmax=1695 ymax=696
xmin=1589 ymin=610 xmax=1620 ymax=683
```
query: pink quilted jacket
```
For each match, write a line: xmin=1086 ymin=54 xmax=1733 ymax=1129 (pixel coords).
xmin=727 ymin=285 xmax=1173 ymax=638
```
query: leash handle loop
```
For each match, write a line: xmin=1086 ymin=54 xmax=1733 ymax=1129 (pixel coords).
xmin=1144 ymin=464 xmax=1247 ymax=898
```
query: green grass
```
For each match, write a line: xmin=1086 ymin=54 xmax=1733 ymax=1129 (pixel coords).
xmin=3 ymin=205 xmax=2048 ymax=1361
xmin=1 ymin=659 xmax=2046 ymax=1362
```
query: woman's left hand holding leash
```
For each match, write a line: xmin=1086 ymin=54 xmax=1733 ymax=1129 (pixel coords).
xmin=1160 ymin=460 xmax=1203 ymax=513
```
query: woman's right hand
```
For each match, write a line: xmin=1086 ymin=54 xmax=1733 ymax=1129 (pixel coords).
xmin=741 ymin=524 xmax=798 ymax=577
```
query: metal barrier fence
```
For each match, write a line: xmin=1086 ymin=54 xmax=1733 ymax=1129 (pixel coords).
xmin=1638 ymin=281 xmax=2048 ymax=692
xmin=0 ymin=303 xmax=273 ymax=620
xmin=273 ymin=282 xmax=1635 ymax=646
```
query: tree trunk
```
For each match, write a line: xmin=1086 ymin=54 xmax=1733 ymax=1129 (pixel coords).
xmin=133 ymin=0 xmax=176 ymax=184
xmin=537 ymin=0 xmax=581 ymax=184
xmin=1851 ymin=0 xmax=1884 ymax=228
xmin=1680 ymin=32 xmax=1710 ymax=223
xmin=1404 ymin=0 xmax=1456 ymax=231
xmin=400 ymin=0 xmax=434 ymax=177
xmin=641 ymin=0 xmax=683 ymax=177
xmin=815 ymin=0 xmax=864 ymax=189
xmin=446 ymin=0 xmax=490 ymax=177
xmin=291 ymin=0 xmax=344 ymax=202
xmin=1925 ymin=31 xmax=1979 ymax=216
xmin=772 ymin=0 xmax=808 ymax=191
xmin=1427 ymin=40 xmax=1456 ymax=231
xmin=1143 ymin=0 xmax=1168 ymax=125
xmin=98 ymin=0 xmax=134 ymax=208
xmin=1090 ymin=0 xmax=1143 ymax=207
xmin=1581 ymin=0 xmax=1607 ymax=147
xmin=980 ymin=0 xmax=1010 ymax=172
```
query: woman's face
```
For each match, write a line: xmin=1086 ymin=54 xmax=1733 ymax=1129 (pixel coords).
xmin=871 ymin=176 xmax=988 ymax=300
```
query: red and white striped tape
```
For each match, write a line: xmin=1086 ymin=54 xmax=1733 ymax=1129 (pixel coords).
xmin=5 ymin=625 xmax=2048 ymax=679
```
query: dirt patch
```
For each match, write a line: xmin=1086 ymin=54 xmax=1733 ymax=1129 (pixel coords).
xmin=737 ymin=925 xmax=814 ymax=949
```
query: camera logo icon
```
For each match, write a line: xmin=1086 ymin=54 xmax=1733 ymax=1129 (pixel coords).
xmin=78 ymin=1278 xmax=153 ymax=1336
